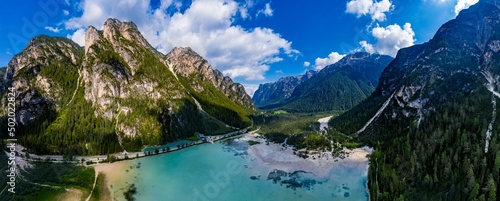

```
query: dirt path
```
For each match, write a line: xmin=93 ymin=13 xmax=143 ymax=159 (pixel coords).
xmin=84 ymin=171 xmax=99 ymax=201
xmin=66 ymin=67 xmax=82 ymax=106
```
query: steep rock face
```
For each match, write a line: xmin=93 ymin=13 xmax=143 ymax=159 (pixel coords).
xmin=166 ymin=47 xmax=254 ymax=108
xmin=261 ymin=53 xmax=393 ymax=112
xmin=331 ymin=0 xmax=500 ymax=199
xmin=82 ymin=20 xmax=184 ymax=120
xmin=3 ymin=36 xmax=83 ymax=125
xmin=2 ymin=18 xmax=253 ymax=155
xmin=252 ymin=70 xmax=316 ymax=107
xmin=348 ymin=0 xmax=500 ymax=128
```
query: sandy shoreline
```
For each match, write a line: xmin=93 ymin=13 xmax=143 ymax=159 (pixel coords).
xmin=243 ymin=133 xmax=372 ymax=178
xmin=92 ymin=160 xmax=135 ymax=201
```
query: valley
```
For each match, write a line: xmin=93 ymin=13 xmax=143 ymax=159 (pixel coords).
xmin=1 ymin=0 xmax=500 ymax=200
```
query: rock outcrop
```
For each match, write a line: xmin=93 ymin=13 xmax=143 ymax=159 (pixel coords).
xmin=1 ymin=19 xmax=253 ymax=155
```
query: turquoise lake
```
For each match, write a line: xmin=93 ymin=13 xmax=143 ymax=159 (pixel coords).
xmin=105 ymin=136 xmax=370 ymax=201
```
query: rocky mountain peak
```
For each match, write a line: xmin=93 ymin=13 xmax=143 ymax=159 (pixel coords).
xmin=166 ymin=46 xmax=254 ymax=108
xmin=100 ymin=18 xmax=155 ymax=54
xmin=170 ymin=46 xmax=198 ymax=56
xmin=103 ymin=18 xmax=139 ymax=40
xmin=85 ymin=26 xmax=101 ymax=54
xmin=166 ymin=47 xmax=207 ymax=76
xmin=5 ymin=35 xmax=82 ymax=85
xmin=346 ymin=52 xmax=372 ymax=60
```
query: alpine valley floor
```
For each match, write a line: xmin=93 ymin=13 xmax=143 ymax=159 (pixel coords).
xmin=94 ymin=132 xmax=372 ymax=201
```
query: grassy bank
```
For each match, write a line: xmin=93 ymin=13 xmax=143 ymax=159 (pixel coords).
xmin=0 ymin=153 xmax=100 ymax=201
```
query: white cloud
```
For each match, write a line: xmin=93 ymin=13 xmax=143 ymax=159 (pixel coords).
xmin=239 ymin=7 xmax=249 ymax=19
xmin=314 ymin=52 xmax=346 ymax=71
xmin=275 ymin=70 xmax=283 ymax=74
xmin=454 ymin=0 xmax=478 ymax=15
xmin=359 ymin=23 xmax=415 ymax=57
xmin=303 ymin=61 xmax=310 ymax=67
xmin=67 ymin=28 xmax=86 ymax=46
xmin=257 ymin=3 xmax=273 ymax=17
xmin=63 ymin=10 xmax=69 ymax=16
xmin=44 ymin=26 xmax=61 ymax=33
xmin=64 ymin=0 xmax=295 ymax=81
xmin=346 ymin=0 xmax=393 ymax=22
xmin=359 ymin=41 xmax=375 ymax=54
xmin=242 ymin=84 xmax=259 ymax=97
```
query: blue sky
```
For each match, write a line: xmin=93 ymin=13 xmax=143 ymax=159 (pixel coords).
xmin=0 ymin=0 xmax=479 ymax=95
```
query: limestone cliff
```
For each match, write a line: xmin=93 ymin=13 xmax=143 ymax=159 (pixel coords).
xmin=1 ymin=19 xmax=253 ymax=155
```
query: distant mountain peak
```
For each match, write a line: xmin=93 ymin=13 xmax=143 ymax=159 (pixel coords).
xmin=253 ymin=52 xmax=393 ymax=111
xmin=347 ymin=52 xmax=372 ymax=60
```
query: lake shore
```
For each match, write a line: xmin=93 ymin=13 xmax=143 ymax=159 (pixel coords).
xmin=92 ymin=160 xmax=134 ymax=201
xmin=242 ymin=132 xmax=372 ymax=179
xmin=91 ymin=132 xmax=373 ymax=200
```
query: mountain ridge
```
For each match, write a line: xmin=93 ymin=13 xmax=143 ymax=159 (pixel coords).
xmin=252 ymin=70 xmax=316 ymax=107
xmin=256 ymin=52 xmax=393 ymax=112
xmin=330 ymin=0 xmax=500 ymax=199
xmin=1 ymin=18 xmax=253 ymax=155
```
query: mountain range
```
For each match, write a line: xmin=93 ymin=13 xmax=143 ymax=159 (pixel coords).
xmin=0 ymin=0 xmax=499 ymax=199
xmin=0 ymin=19 xmax=254 ymax=155
xmin=252 ymin=70 xmax=316 ymax=107
xmin=254 ymin=52 xmax=393 ymax=112
xmin=331 ymin=0 xmax=500 ymax=199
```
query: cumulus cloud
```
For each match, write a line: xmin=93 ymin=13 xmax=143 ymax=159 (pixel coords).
xmin=257 ymin=3 xmax=273 ymax=17
xmin=242 ymin=84 xmax=260 ymax=97
xmin=67 ymin=28 xmax=86 ymax=46
xmin=454 ymin=0 xmax=478 ymax=15
xmin=44 ymin=26 xmax=61 ymax=33
xmin=359 ymin=23 xmax=415 ymax=57
xmin=346 ymin=0 xmax=393 ymax=22
xmin=359 ymin=41 xmax=375 ymax=54
xmin=64 ymin=0 xmax=294 ymax=81
xmin=303 ymin=61 xmax=311 ymax=67
xmin=63 ymin=10 xmax=69 ymax=16
xmin=314 ymin=52 xmax=346 ymax=71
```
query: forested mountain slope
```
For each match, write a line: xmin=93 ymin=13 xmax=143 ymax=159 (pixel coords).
xmin=330 ymin=0 xmax=500 ymax=199
xmin=258 ymin=52 xmax=392 ymax=112
xmin=0 ymin=19 xmax=253 ymax=155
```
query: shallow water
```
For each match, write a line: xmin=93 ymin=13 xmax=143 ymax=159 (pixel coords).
xmin=106 ymin=137 xmax=369 ymax=201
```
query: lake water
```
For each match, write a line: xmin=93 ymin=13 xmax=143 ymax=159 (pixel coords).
xmin=105 ymin=136 xmax=370 ymax=201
